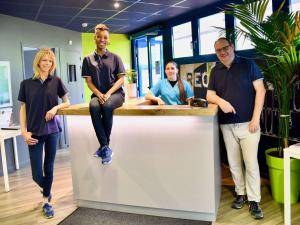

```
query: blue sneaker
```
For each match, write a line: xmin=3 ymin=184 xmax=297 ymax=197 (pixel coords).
xmin=93 ymin=147 xmax=105 ymax=158
xmin=102 ymin=147 xmax=113 ymax=165
xmin=42 ymin=203 xmax=54 ymax=218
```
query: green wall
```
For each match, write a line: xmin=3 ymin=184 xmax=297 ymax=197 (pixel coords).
xmin=82 ymin=33 xmax=131 ymax=102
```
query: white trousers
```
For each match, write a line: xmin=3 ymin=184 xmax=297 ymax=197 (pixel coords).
xmin=220 ymin=122 xmax=261 ymax=202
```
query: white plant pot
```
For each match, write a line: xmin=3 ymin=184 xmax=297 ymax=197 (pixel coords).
xmin=126 ymin=83 xmax=137 ymax=98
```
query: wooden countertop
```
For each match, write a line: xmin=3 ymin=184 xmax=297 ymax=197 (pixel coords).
xmin=57 ymin=98 xmax=218 ymax=116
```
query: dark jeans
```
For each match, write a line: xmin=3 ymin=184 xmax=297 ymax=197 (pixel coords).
xmin=28 ymin=132 xmax=59 ymax=198
xmin=89 ymin=92 xmax=124 ymax=147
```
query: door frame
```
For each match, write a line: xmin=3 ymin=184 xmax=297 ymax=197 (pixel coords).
xmin=133 ymin=34 xmax=164 ymax=96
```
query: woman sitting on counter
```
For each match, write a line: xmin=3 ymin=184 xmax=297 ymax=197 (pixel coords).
xmin=145 ymin=61 xmax=194 ymax=105
xmin=82 ymin=24 xmax=125 ymax=165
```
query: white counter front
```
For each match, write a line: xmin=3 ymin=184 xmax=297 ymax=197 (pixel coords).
xmin=61 ymin=102 xmax=221 ymax=221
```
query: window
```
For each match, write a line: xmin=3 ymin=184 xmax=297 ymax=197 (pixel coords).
xmin=199 ymin=12 xmax=225 ymax=55
xmin=235 ymin=1 xmax=272 ymax=50
xmin=291 ymin=0 xmax=300 ymax=12
xmin=172 ymin=22 xmax=193 ymax=58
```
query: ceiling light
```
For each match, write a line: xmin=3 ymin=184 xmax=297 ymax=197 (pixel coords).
xmin=82 ymin=23 xmax=88 ymax=28
xmin=114 ymin=2 xmax=120 ymax=8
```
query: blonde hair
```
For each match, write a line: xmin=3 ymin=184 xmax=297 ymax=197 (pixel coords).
xmin=32 ymin=48 xmax=56 ymax=79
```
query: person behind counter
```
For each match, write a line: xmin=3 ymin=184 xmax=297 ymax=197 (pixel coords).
xmin=18 ymin=48 xmax=70 ymax=218
xmin=206 ymin=37 xmax=266 ymax=220
xmin=145 ymin=61 xmax=194 ymax=105
xmin=81 ymin=24 xmax=125 ymax=165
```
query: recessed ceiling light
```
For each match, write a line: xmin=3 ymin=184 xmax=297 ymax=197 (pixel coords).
xmin=114 ymin=2 xmax=120 ymax=8
xmin=82 ymin=23 xmax=88 ymax=28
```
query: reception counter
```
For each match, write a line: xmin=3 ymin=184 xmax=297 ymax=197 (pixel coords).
xmin=58 ymin=99 xmax=221 ymax=221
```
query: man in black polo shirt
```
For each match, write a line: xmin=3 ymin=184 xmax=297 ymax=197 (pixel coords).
xmin=207 ymin=37 xmax=266 ymax=219
xmin=81 ymin=24 xmax=125 ymax=165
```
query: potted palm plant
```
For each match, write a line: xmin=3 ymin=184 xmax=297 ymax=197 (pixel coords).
xmin=225 ymin=0 xmax=300 ymax=204
xmin=125 ymin=69 xmax=138 ymax=98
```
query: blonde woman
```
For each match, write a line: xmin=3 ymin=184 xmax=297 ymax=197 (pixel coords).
xmin=18 ymin=48 xmax=70 ymax=218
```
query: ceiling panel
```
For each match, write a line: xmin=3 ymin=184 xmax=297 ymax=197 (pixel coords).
xmin=38 ymin=15 xmax=73 ymax=23
xmin=141 ymin=13 xmax=166 ymax=23
xmin=117 ymin=0 xmax=139 ymax=2
xmin=88 ymin=1 xmax=133 ymax=11
xmin=44 ymin=0 xmax=91 ymax=8
xmin=0 ymin=2 xmax=39 ymax=15
xmin=39 ymin=6 xmax=81 ymax=17
xmin=68 ymin=17 xmax=129 ymax=32
xmin=67 ymin=21 xmax=95 ymax=32
xmin=160 ymin=6 xmax=191 ymax=18
xmin=113 ymin=11 xmax=152 ymax=20
xmin=139 ymin=0 xmax=184 ymax=5
xmin=0 ymin=0 xmax=41 ymax=4
xmin=0 ymin=0 xmax=224 ymax=33
xmin=176 ymin=0 xmax=220 ymax=7
xmin=128 ymin=2 xmax=169 ymax=14
xmin=79 ymin=9 xmax=116 ymax=18
xmin=119 ymin=19 xmax=153 ymax=33
xmin=103 ymin=19 xmax=131 ymax=26
xmin=70 ymin=17 xmax=106 ymax=26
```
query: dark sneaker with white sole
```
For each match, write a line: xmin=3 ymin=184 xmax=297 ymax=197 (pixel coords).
xmin=231 ymin=195 xmax=247 ymax=209
xmin=102 ymin=146 xmax=113 ymax=165
xmin=42 ymin=203 xmax=54 ymax=218
xmin=249 ymin=201 xmax=264 ymax=219
xmin=93 ymin=147 xmax=105 ymax=158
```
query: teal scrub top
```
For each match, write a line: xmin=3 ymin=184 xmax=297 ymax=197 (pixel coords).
xmin=150 ymin=79 xmax=194 ymax=105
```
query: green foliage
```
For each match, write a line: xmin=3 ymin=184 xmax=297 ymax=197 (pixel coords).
xmin=225 ymin=0 xmax=300 ymax=155
xmin=125 ymin=69 xmax=137 ymax=84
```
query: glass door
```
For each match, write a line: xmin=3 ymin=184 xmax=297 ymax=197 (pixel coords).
xmin=134 ymin=35 xmax=164 ymax=96
xmin=149 ymin=35 xmax=163 ymax=87
xmin=135 ymin=37 xmax=149 ymax=96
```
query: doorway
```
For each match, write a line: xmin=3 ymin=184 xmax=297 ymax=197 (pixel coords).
xmin=134 ymin=35 xmax=164 ymax=96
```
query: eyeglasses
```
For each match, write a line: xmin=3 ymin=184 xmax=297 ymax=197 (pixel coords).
xmin=215 ymin=45 xmax=231 ymax=54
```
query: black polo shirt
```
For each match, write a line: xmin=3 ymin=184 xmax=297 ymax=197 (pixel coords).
xmin=81 ymin=50 xmax=125 ymax=98
xmin=18 ymin=75 xmax=68 ymax=136
xmin=208 ymin=57 xmax=263 ymax=124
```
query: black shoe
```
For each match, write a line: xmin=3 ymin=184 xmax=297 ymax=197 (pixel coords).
xmin=249 ymin=201 xmax=264 ymax=219
xmin=231 ymin=195 xmax=246 ymax=209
